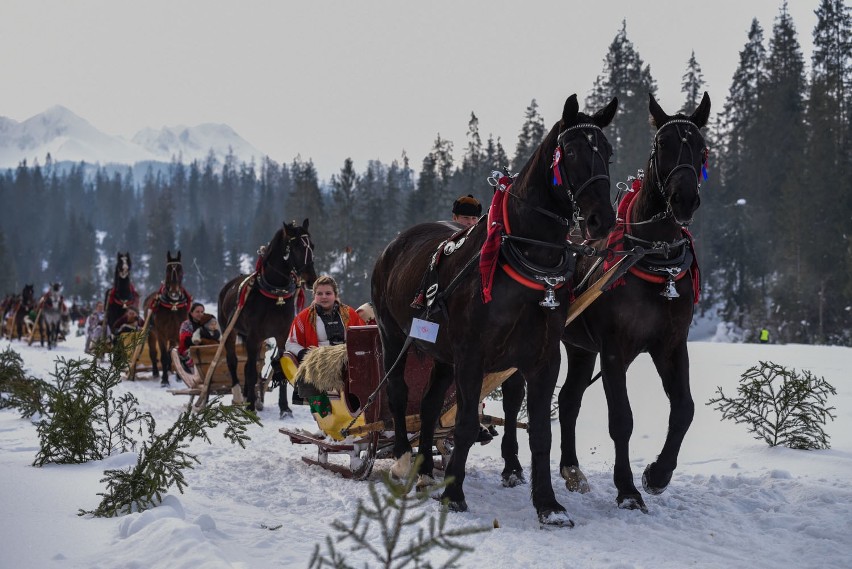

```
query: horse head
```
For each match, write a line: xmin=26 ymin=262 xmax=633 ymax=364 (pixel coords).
xmin=116 ymin=252 xmax=131 ymax=280
xmin=164 ymin=250 xmax=184 ymax=301
xmin=647 ymin=92 xmax=711 ymax=226
xmin=283 ymin=219 xmax=317 ymax=289
xmin=524 ymin=94 xmax=618 ymax=240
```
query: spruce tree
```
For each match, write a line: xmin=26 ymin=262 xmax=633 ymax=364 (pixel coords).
xmin=587 ymin=20 xmax=657 ymax=193
xmin=804 ymin=0 xmax=852 ymax=343
xmin=511 ymin=99 xmax=547 ymax=174
xmin=713 ymin=19 xmax=767 ymax=329
xmin=328 ymin=158 xmax=361 ymax=296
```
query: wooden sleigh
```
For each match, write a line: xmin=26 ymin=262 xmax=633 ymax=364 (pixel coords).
xmin=168 ymin=341 xmax=271 ymax=410
xmin=279 ymin=325 xmax=521 ymax=480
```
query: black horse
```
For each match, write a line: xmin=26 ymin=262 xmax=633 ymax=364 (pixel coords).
xmin=104 ymin=252 xmax=139 ymax=340
xmin=10 ymin=284 xmax=35 ymax=340
xmin=218 ymin=220 xmax=317 ymax=412
xmin=371 ymin=94 xmax=618 ymax=526
xmin=143 ymin=251 xmax=191 ymax=386
xmin=554 ymin=93 xmax=711 ymax=513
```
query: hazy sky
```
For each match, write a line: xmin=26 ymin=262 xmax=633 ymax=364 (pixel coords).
xmin=1 ymin=1 xmax=822 ymax=180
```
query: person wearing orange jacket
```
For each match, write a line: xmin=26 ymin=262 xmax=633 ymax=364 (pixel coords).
xmin=285 ymin=275 xmax=365 ymax=416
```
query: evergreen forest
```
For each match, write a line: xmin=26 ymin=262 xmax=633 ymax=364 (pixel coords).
xmin=1 ymin=2 xmax=849 ymax=345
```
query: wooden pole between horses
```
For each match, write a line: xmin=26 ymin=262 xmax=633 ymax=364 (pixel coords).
xmin=126 ymin=307 xmax=155 ymax=381
xmin=26 ymin=304 xmax=43 ymax=346
xmin=565 ymin=257 xmax=627 ymax=327
xmin=194 ymin=278 xmax=254 ymax=411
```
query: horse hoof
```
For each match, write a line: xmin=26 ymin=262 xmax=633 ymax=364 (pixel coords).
xmin=617 ymin=494 xmax=649 ymax=514
xmin=560 ymin=465 xmax=591 ymax=494
xmin=538 ymin=509 xmax=574 ymax=528
xmin=152 ymin=371 xmax=160 ymax=378
xmin=231 ymin=385 xmax=245 ymax=405
xmin=501 ymin=469 xmax=526 ymax=488
xmin=255 ymin=400 xmax=264 ymax=411
xmin=642 ymin=462 xmax=671 ymax=495
xmin=279 ymin=408 xmax=293 ymax=419
xmin=390 ymin=452 xmax=412 ymax=480
xmin=444 ymin=498 xmax=468 ymax=513
xmin=159 ymin=379 xmax=169 ymax=388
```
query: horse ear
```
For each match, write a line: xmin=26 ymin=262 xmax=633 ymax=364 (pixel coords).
xmin=302 ymin=218 xmax=310 ymax=231
xmin=689 ymin=92 xmax=711 ymax=129
xmin=177 ymin=250 xmax=181 ymax=260
xmin=561 ymin=95 xmax=579 ymax=126
xmin=592 ymin=97 xmax=619 ymax=128
xmin=649 ymin=93 xmax=669 ymax=129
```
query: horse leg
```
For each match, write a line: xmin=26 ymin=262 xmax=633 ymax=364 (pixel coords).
xmin=384 ymin=333 xmax=412 ymax=477
xmin=643 ymin=342 xmax=694 ymax=495
xmin=39 ymin=319 xmax=45 ymax=347
xmin=147 ymin=329 xmax=160 ymax=378
xmin=500 ymin=370 xmax=526 ymax=486
xmin=525 ymin=351 xmax=572 ymax=526
xmin=243 ymin=340 xmax=259 ymax=411
xmin=558 ymin=345 xmax=597 ymax=493
xmin=413 ymin=361 xmax=454 ymax=486
xmin=274 ymin=336 xmax=291 ymax=417
xmin=439 ymin=354 xmax=485 ymax=513
xmin=599 ymin=348 xmax=646 ymax=512
xmin=224 ymin=332 xmax=240 ymax=389
xmin=158 ymin=335 xmax=170 ymax=385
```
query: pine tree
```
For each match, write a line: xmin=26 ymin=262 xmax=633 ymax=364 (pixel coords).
xmin=680 ymin=51 xmax=705 ymax=114
xmin=328 ymin=158 xmax=361 ymax=296
xmin=760 ymin=3 xmax=809 ymax=341
xmin=587 ymin=20 xmax=658 ymax=192
xmin=802 ymin=0 xmax=852 ymax=343
xmin=713 ymin=19 xmax=767 ymax=329
xmin=0 ymin=230 xmax=16 ymax=294
xmin=511 ymin=99 xmax=547 ymax=173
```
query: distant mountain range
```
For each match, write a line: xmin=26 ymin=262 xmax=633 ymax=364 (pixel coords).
xmin=0 ymin=105 xmax=267 ymax=169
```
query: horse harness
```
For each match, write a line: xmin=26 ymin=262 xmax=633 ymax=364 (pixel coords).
xmin=604 ymin=168 xmax=700 ymax=301
xmin=253 ymin=234 xmax=311 ymax=306
xmin=107 ymin=283 xmax=139 ymax=309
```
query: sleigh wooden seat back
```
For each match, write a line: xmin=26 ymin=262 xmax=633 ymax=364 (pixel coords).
xmin=168 ymin=341 xmax=269 ymax=406
xmin=118 ymin=331 xmax=153 ymax=374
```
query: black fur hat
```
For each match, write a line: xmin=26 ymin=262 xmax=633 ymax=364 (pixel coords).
xmin=452 ymin=194 xmax=482 ymax=217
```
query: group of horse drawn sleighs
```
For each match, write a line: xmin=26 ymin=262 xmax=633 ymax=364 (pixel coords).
xmin=5 ymin=92 xmax=712 ymax=526
xmin=2 ymin=282 xmax=75 ymax=349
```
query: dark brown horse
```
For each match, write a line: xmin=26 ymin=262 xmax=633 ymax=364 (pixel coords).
xmin=104 ymin=252 xmax=139 ymax=340
xmin=143 ymin=251 xmax=191 ymax=386
xmin=553 ymin=93 xmax=711 ymax=513
xmin=371 ymin=94 xmax=618 ymax=526
xmin=218 ymin=220 xmax=317 ymax=412
xmin=9 ymin=284 xmax=35 ymax=340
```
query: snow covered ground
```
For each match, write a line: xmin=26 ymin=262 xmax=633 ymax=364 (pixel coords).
xmin=1 ymin=330 xmax=851 ymax=569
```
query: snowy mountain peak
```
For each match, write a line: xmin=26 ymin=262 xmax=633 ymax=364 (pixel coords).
xmin=131 ymin=123 xmax=264 ymax=163
xmin=0 ymin=106 xmax=266 ymax=169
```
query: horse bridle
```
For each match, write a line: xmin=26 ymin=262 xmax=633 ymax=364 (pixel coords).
xmin=555 ymin=123 xmax=612 ymax=228
xmin=647 ymin=119 xmax=709 ymax=226
xmin=165 ymin=261 xmax=184 ymax=299
xmin=260 ymin=227 xmax=314 ymax=287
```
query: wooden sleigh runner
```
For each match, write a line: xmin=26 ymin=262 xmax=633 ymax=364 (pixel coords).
xmin=279 ymin=325 xmax=522 ymax=480
xmin=168 ymin=341 xmax=271 ymax=410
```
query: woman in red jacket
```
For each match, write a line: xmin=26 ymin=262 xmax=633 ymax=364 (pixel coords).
xmin=285 ymin=275 xmax=364 ymax=414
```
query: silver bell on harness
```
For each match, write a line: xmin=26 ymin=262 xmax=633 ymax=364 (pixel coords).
xmin=536 ymin=275 xmax=565 ymax=309
xmin=660 ymin=267 xmax=682 ymax=300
